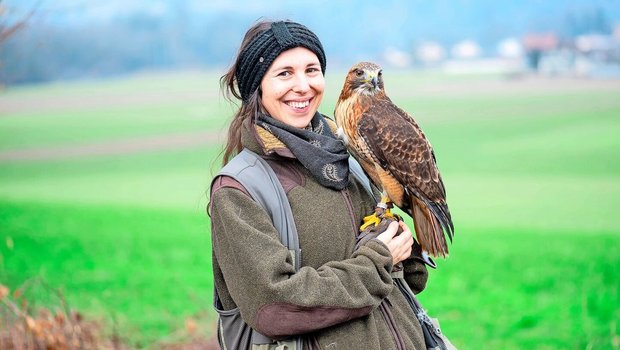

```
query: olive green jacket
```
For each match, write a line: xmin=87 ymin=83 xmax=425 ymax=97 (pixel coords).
xmin=210 ymin=119 xmax=429 ymax=349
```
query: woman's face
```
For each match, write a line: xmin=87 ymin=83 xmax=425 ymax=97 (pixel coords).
xmin=260 ymin=47 xmax=325 ymax=128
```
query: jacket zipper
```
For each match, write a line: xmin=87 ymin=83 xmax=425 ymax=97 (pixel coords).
xmin=341 ymin=189 xmax=359 ymax=238
xmin=379 ymin=297 xmax=407 ymax=350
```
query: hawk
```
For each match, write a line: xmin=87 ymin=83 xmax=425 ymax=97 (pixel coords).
xmin=334 ymin=62 xmax=454 ymax=258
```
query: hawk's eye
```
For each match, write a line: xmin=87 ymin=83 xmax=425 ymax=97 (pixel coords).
xmin=355 ymin=69 xmax=364 ymax=77
xmin=378 ymin=70 xmax=383 ymax=77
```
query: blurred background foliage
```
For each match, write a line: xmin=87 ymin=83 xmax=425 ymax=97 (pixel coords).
xmin=2 ymin=0 xmax=620 ymax=84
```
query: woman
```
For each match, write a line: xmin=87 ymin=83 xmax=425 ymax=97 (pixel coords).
xmin=210 ymin=20 xmax=429 ymax=349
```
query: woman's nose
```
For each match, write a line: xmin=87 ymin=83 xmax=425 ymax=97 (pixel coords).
xmin=292 ymin=73 xmax=310 ymax=93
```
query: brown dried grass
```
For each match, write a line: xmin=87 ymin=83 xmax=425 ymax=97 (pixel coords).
xmin=0 ymin=280 xmax=219 ymax=350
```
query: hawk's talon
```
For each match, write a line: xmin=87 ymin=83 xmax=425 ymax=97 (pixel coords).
xmin=384 ymin=208 xmax=402 ymax=222
xmin=360 ymin=213 xmax=382 ymax=231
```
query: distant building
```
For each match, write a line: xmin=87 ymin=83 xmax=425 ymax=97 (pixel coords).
xmin=521 ymin=32 xmax=559 ymax=70
xmin=443 ymin=39 xmax=525 ymax=75
xmin=575 ymin=34 xmax=615 ymax=53
xmin=520 ymin=29 xmax=620 ymax=78
xmin=573 ymin=33 xmax=620 ymax=78
xmin=497 ymin=38 xmax=524 ymax=59
xmin=382 ymin=47 xmax=411 ymax=68
xmin=537 ymin=49 xmax=575 ymax=76
xmin=415 ymin=41 xmax=446 ymax=66
xmin=442 ymin=58 xmax=526 ymax=75
xmin=450 ymin=40 xmax=482 ymax=60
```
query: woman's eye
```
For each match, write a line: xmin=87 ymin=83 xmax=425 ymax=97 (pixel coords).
xmin=278 ymin=71 xmax=292 ymax=77
xmin=307 ymin=67 xmax=320 ymax=74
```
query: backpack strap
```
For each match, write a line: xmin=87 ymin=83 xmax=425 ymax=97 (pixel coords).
xmin=348 ymin=157 xmax=377 ymax=202
xmin=216 ymin=149 xmax=301 ymax=270
xmin=211 ymin=149 xmax=303 ymax=349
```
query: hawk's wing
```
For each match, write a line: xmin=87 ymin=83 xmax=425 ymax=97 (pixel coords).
xmin=357 ymin=98 xmax=446 ymax=202
xmin=358 ymin=99 xmax=454 ymax=246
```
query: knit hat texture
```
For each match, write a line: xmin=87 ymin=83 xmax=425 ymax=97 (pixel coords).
xmin=236 ymin=21 xmax=326 ymax=101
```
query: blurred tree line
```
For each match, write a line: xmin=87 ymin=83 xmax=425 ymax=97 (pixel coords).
xmin=0 ymin=4 xmax=246 ymax=85
xmin=0 ymin=1 xmax=617 ymax=86
xmin=564 ymin=8 xmax=613 ymax=37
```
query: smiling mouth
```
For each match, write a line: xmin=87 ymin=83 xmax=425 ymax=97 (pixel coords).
xmin=285 ymin=98 xmax=312 ymax=109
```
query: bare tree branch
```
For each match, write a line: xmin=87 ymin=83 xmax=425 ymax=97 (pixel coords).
xmin=0 ymin=1 xmax=39 ymax=43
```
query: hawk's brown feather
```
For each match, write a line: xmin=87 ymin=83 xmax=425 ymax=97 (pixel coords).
xmin=335 ymin=62 xmax=454 ymax=257
xmin=358 ymin=100 xmax=446 ymax=203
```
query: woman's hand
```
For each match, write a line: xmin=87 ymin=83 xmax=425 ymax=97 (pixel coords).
xmin=376 ymin=221 xmax=414 ymax=265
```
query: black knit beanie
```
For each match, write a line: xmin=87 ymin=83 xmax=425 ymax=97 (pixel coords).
xmin=236 ymin=21 xmax=327 ymax=102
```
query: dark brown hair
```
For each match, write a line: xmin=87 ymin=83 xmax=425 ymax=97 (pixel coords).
xmin=219 ymin=20 xmax=272 ymax=165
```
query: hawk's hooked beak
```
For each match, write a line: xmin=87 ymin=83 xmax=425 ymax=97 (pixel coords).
xmin=365 ymin=71 xmax=379 ymax=89
xmin=371 ymin=76 xmax=379 ymax=89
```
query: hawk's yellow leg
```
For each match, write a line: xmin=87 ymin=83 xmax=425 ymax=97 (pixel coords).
xmin=383 ymin=207 xmax=401 ymax=221
xmin=359 ymin=195 xmax=400 ymax=231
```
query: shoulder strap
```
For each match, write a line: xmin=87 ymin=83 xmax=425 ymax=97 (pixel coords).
xmin=212 ymin=149 xmax=303 ymax=349
xmin=214 ymin=149 xmax=301 ymax=270
xmin=348 ymin=157 xmax=376 ymax=201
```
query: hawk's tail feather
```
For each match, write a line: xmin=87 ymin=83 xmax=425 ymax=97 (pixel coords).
xmin=428 ymin=201 xmax=454 ymax=242
xmin=411 ymin=198 xmax=449 ymax=258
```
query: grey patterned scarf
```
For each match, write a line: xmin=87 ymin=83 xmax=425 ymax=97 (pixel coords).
xmin=257 ymin=113 xmax=350 ymax=190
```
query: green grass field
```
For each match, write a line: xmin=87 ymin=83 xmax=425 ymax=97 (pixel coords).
xmin=1 ymin=70 xmax=619 ymax=349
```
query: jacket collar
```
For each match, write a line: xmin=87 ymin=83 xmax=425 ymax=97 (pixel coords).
xmin=240 ymin=116 xmax=339 ymax=159
xmin=241 ymin=118 xmax=294 ymax=158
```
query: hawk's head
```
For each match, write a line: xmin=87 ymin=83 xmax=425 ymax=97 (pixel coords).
xmin=343 ymin=62 xmax=385 ymax=97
